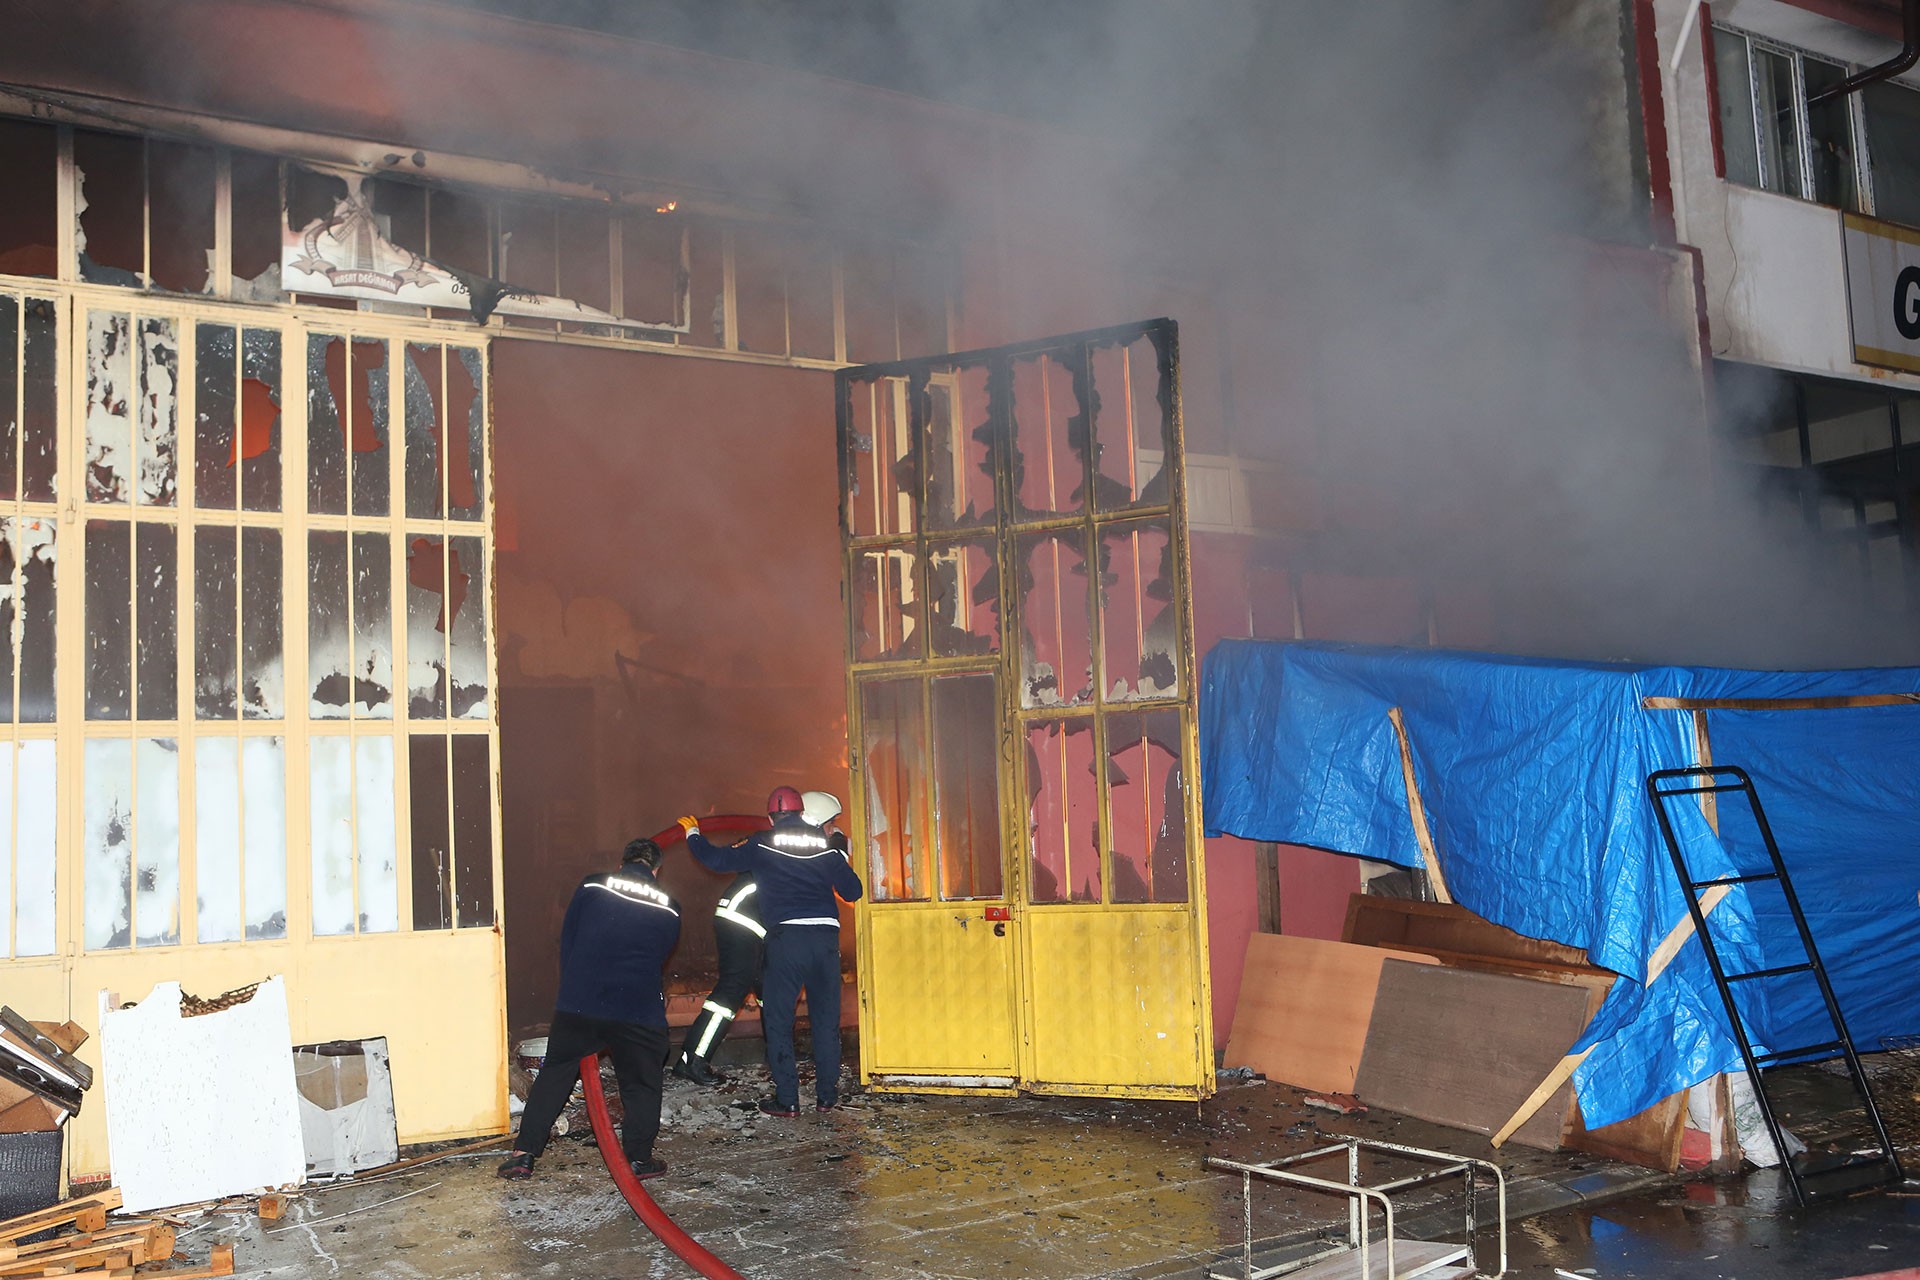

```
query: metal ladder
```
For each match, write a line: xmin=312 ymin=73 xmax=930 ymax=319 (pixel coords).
xmin=1647 ymin=765 xmax=1903 ymax=1205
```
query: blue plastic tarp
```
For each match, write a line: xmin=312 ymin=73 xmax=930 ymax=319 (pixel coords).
xmin=1199 ymin=640 xmax=1920 ymax=1128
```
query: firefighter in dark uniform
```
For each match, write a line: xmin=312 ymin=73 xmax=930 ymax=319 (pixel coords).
xmin=498 ymin=837 xmax=680 ymax=1182
xmin=680 ymin=787 xmax=863 ymax=1116
xmin=671 ymin=865 xmax=764 ymax=1086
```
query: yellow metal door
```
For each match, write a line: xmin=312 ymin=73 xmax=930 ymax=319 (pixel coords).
xmin=844 ymin=321 xmax=1212 ymax=1100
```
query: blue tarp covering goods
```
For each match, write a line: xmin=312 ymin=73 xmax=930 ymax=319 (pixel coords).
xmin=1200 ymin=641 xmax=1920 ymax=1129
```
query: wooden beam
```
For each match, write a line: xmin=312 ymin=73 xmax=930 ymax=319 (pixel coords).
xmin=1691 ymin=709 xmax=1718 ymax=833
xmin=1387 ymin=707 xmax=1452 ymax=905
xmin=1491 ymin=883 xmax=1732 ymax=1147
xmin=0 ymin=1192 xmax=122 ymax=1243
xmin=1642 ymin=693 xmax=1920 ymax=711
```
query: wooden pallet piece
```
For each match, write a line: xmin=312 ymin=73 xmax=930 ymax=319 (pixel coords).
xmin=0 ymin=1225 xmax=171 ymax=1274
xmin=255 ymin=1194 xmax=287 ymax=1222
xmin=0 ymin=1194 xmax=123 ymax=1243
xmin=1 ymin=1220 xmax=161 ymax=1263
xmin=138 ymin=1243 xmax=232 ymax=1280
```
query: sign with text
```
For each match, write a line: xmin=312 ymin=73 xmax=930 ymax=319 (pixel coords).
xmin=1844 ymin=212 xmax=1920 ymax=376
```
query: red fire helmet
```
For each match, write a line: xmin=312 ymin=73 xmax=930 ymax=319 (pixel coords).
xmin=767 ymin=785 xmax=804 ymax=816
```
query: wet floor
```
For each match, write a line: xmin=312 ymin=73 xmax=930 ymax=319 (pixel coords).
xmin=199 ymin=1069 xmax=1665 ymax=1280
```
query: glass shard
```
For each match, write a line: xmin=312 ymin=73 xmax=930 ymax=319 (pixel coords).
xmin=408 ymin=733 xmax=450 ymax=931
xmin=135 ymin=523 xmax=178 ymax=720
xmin=448 ymin=537 xmax=487 ymax=720
xmin=307 ymin=334 xmax=346 ymax=515
xmin=1025 ymin=716 xmax=1099 ymax=904
xmin=13 ymin=741 xmax=54 ymax=955
xmin=194 ymin=323 xmax=237 ymax=509
xmin=194 ymin=735 xmax=242 ymax=944
xmin=136 ymin=318 xmax=179 ymax=506
xmin=1105 ymin=709 xmax=1188 ymax=904
xmin=240 ymin=527 xmax=284 ymax=718
xmin=1016 ymin=529 xmax=1093 ymax=709
xmin=404 ymin=344 xmax=442 ymax=520
xmin=133 ymin=737 xmax=181 ymax=947
xmin=858 ymin=677 xmax=928 ymax=902
xmin=243 ymin=736 xmax=288 ymax=939
xmin=449 ymin=348 xmax=484 ymax=521
xmin=1098 ymin=520 xmax=1178 ymax=702
xmin=307 ymin=530 xmax=349 ymax=720
xmin=86 ymin=520 xmax=132 ymax=720
xmin=351 ymin=340 xmax=390 ymax=518
xmin=853 ymin=546 xmax=921 ymax=662
xmin=85 ymin=312 xmax=133 ymax=504
xmin=16 ymin=518 xmax=53 ymax=723
xmin=194 ymin=526 xmax=237 ymax=719
xmin=1090 ymin=334 xmax=1171 ymax=510
xmin=240 ymin=329 xmax=283 ymax=512
xmin=927 ymin=538 xmax=998 ymax=657
xmin=406 ymin=537 xmax=448 ymax=719
xmin=0 ymin=296 xmax=17 ymax=502
xmin=355 ymin=735 xmax=398 ymax=933
xmin=352 ymin=532 xmax=394 ymax=718
xmin=309 ymin=735 xmax=355 ymax=935
xmin=1010 ymin=350 xmax=1088 ymax=518
xmin=21 ymin=298 xmax=56 ymax=502
xmin=83 ymin=737 xmax=133 ymax=950
xmin=924 ymin=363 xmax=996 ymax=530
xmin=451 ymin=734 xmax=494 ymax=927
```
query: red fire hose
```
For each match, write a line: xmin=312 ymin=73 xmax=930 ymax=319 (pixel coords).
xmin=570 ymin=814 xmax=767 ymax=1280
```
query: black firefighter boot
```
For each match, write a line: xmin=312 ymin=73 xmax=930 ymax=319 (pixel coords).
xmin=672 ymin=1001 xmax=734 ymax=1086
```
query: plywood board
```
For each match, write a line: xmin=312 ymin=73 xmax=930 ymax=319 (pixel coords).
xmin=1343 ymin=894 xmax=1592 ymax=969
xmin=1223 ymin=934 xmax=1436 ymax=1094
xmin=1355 ymin=960 xmax=1590 ymax=1150
xmin=1565 ymin=1089 xmax=1688 ymax=1172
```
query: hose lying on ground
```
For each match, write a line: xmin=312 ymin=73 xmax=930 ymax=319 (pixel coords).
xmin=580 ymin=1051 xmax=747 ymax=1280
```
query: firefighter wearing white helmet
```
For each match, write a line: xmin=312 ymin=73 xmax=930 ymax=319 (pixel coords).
xmin=680 ymin=787 xmax=861 ymax=1116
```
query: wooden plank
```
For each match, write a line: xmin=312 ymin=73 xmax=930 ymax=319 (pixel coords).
xmin=1223 ymin=934 xmax=1438 ymax=1094
xmin=146 ymin=1244 xmax=233 ymax=1280
xmin=0 ymin=1225 xmax=170 ymax=1275
xmin=0 ymin=1193 xmax=122 ymax=1243
xmin=0 ymin=1220 xmax=161 ymax=1263
xmin=1642 ymin=693 xmax=1920 ymax=711
xmin=1492 ymin=884 xmax=1733 ymax=1147
xmin=1564 ymin=1089 xmax=1688 ymax=1172
xmin=1343 ymin=895 xmax=1593 ymax=969
xmin=1386 ymin=708 xmax=1452 ymax=903
xmin=1356 ymin=961 xmax=1592 ymax=1150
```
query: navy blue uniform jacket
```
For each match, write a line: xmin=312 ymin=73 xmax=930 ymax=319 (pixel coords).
xmin=555 ymin=866 xmax=682 ymax=1024
xmin=687 ymin=816 xmax=864 ymax=927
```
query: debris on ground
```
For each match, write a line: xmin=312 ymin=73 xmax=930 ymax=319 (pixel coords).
xmin=0 ymin=1186 xmax=237 ymax=1278
xmin=1303 ymin=1092 xmax=1368 ymax=1116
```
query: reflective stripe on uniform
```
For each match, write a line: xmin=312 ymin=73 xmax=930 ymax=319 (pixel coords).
xmin=779 ymin=917 xmax=839 ymax=927
xmin=715 ymin=905 xmax=767 ymax=938
xmin=719 ymin=881 xmax=759 ymax=910
xmin=694 ymin=1002 xmax=734 ymax=1057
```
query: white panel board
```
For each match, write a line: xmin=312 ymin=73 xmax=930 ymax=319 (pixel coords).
xmin=99 ymin=976 xmax=306 ymax=1211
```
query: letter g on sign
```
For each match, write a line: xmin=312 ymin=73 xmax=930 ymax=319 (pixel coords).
xmin=1897 ymin=266 xmax=1920 ymax=342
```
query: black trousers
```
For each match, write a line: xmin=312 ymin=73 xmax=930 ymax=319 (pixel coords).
xmin=761 ymin=925 xmax=843 ymax=1108
xmin=514 ymin=1010 xmax=669 ymax=1163
xmin=681 ymin=920 xmax=765 ymax=1062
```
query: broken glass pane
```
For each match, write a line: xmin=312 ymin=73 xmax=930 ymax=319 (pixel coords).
xmin=134 ymin=737 xmax=181 ymax=947
xmin=449 ymin=538 xmax=488 ymax=720
xmin=309 ymin=734 xmax=354 ymax=935
xmin=243 ymin=736 xmax=287 ymax=939
xmin=73 ymin=131 xmax=143 ymax=284
xmin=406 ymin=537 xmax=448 ymax=719
xmin=927 ymin=538 xmax=998 ymax=658
xmin=408 ymin=733 xmax=450 ymax=931
xmin=307 ymin=334 xmax=346 ymax=515
xmin=308 ymin=531 xmax=349 ymax=719
xmin=146 ymin=140 xmax=216 ymax=295
xmin=240 ymin=329 xmax=282 ymax=513
xmin=16 ymin=518 xmax=53 ymax=723
xmin=932 ymin=673 xmax=1002 ymax=901
xmin=240 ymin=527 xmax=283 ymax=719
xmin=1025 ymin=716 xmax=1099 ymax=904
xmin=1015 ymin=529 xmax=1092 ymax=709
xmin=356 ymin=735 xmax=398 ymax=933
xmin=86 ymin=520 xmax=132 ymax=720
xmin=21 ymin=298 xmax=56 ymax=503
xmin=853 ymin=546 xmax=921 ymax=662
xmin=194 ymin=323 xmax=236 ymax=509
xmin=136 ymin=318 xmax=178 ymax=507
xmin=13 ymin=741 xmax=54 ymax=956
xmin=924 ymin=363 xmax=996 ymax=531
xmin=1098 ymin=520 xmax=1178 ymax=703
xmin=1105 ymin=709 xmax=1188 ymax=905
xmin=352 ymin=533 xmax=393 ymax=718
xmin=846 ymin=377 xmax=916 ymax=539
xmin=194 ymin=526 xmax=237 ymax=719
xmin=194 ymin=735 xmax=241 ymax=944
xmin=449 ymin=348 xmax=484 ymax=522
xmin=0 ymin=298 xmax=15 ymax=503
xmin=1010 ymin=350 xmax=1088 ymax=518
xmin=404 ymin=344 xmax=442 ymax=520
xmin=135 ymin=523 xmax=178 ymax=720
xmin=0 ymin=120 xmax=57 ymax=280
xmin=859 ymin=677 xmax=928 ymax=901
xmin=85 ymin=312 xmax=132 ymax=503
xmin=352 ymin=340 xmax=391 ymax=518
xmin=1089 ymin=334 xmax=1171 ymax=510
xmin=83 ymin=737 xmax=133 ymax=949
xmin=452 ymin=734 xmax=494 ymax=928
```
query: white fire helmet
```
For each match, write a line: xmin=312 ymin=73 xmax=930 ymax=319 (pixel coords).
xmin=800 ymin=790 xmax=842 ymax=827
